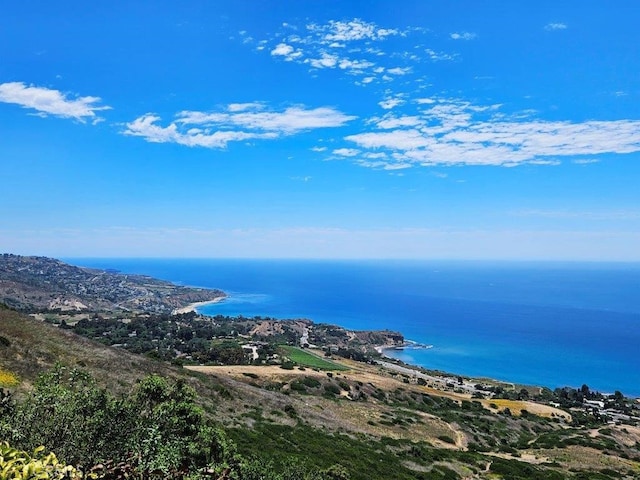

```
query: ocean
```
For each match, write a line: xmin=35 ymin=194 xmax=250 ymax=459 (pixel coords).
xmin=66 ymin=258 xmax=640 ymax=397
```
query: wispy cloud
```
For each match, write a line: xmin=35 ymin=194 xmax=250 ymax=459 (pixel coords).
xmin=450 ymin=32 xmax=477 ymax=41
xmin=378 ymin=96 xmax=405 ymax=110
xmin=545 ymin=22 xmax=568 ymax=31
xmin=251 ymin=18 xmax=441 ymax=84
xmin=0 ymin=81 xmax=111 ymax=123
xmin=386 ymin=66 xmax=412 ymax=75
xmin=227 ymin=102 xmax=265 ymax=112
xmin=424 ymin=48 xmax=457 ymax=62
xmin=573 ymin=158 xmax=600 ymax=165
xmin=307 ymin=19 xmax=400 ymax=42
xmin=342 ymin=97 xmax=640 ymax=168
xmin=6 ymin=225 xmax=640 ymax=260
xmin=124 ymin=104 xmax=356 ymax=148
xmin=333 ymin=148 xmax=360 ymax=157
xmin=513 ymin=209 xmax=640 ymax=221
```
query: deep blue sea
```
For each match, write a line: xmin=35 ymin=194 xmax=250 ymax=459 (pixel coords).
xmin=66 ymin=259 xmax=640 ymax=397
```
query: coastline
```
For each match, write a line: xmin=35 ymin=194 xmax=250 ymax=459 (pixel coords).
xmin=172 ymin=296 xmax=227 ymax=315
xmin=64 ymin=258 xmax=640 ymax=398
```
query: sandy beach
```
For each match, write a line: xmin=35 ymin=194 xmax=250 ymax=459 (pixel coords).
xmin=171 ymin=296 xmax=226 ymax=315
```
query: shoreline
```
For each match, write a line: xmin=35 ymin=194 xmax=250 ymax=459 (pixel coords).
xmin=171 ymin=296 xmax=227 ymax=315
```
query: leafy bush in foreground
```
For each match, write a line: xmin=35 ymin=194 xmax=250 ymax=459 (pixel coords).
xmin=0 ymin=442 xmax=82 ymax=479
xmin=0 ymin=366 xmax=237 ymax=477
xmin=0 ymin=366 xmax=350 ymax=479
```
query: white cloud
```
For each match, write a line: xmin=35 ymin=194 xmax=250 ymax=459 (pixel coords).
xmin=343 ymin=97 xmax=640 ymax=167
xmin=425 ymin=49 xmax=456 ymax=61
xmin=271 ymin=43 xmax=294 ymax=56
xmin=338 ymin=58 xmax=375 ymax=71
xmin=450 ymin=32 xmax=477 ymax=40
xmin=333 ymin=148 xmax=360 ymax=157
xmin=379 ymin=97 xmax=405 ymax=110
xmin=0 ymin=81 xmax=110 ymax=123
xmin=123 ymin=114 xmax=274 ymax=148
xmin=545 ymin=22 xmax=567 ymax=31
xmin=252 ymin=19 xmax=422 ymax=82
xmin=387 ymin=67 xmax=412 ymax=75
xmin=271 ymin=43 xmax=303 ymax=61
xmin=308 ymin=52 xmax=339 ymax=69
xmin=381 ymin=162 xmax=412 ymax=170
xmin=375 ymin=115 xmax=422 ymax=129
xmin=310 ymin=146 xmax=327 ymax=152
xmin=227 ymin=102 xmax=264 ymax=112
xmin=309 ymin=19 xmax=400 ymax=43
xmin=364 ymin=152 xmax=388 ymax=159
xmin=573 ymin=158 xmax=600 ymax=165
xmin=124 ymin=104 xmax=356 ymax=148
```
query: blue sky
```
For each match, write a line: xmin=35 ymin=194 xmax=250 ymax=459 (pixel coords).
xmin=1 ymin=1 xmax=639 ymax=259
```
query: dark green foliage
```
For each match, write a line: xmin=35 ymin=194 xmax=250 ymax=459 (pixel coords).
xmin=1 ymin=366 xmax=235 ymax=476
xmin=1 ymin=366 xmax=358 ymax=479
xmin=437 ymin=435 xmax=456 ymax=445
xmin=323 ymin=383 xmax=341 ymax=396
xmin=283 ymin=404 xmax=297 ymax=418
xmin=0 ymin=388 xmax=14 ymax=420
xmin=70 ymin=314 xmax=253 ymax=364
xmin=229 ymin=423 xmax=429 ymax=480
xmin=489 ymin=457 xmax=565 ymax=479
xmin=289 ymin=380 xmax=308 ymax=392
xmin=301 ymin=376 xmax=321 ymax=388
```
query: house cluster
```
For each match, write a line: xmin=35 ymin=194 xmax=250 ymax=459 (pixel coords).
xmin=579 ymin=396 xmax=639 ymax=424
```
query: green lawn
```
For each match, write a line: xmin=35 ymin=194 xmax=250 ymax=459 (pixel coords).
xmin=279 ymin=346 xmax=349 ymax=371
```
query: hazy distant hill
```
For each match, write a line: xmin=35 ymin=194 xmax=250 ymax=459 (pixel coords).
xmin=0 ymin=253 xmax=225 ymax=313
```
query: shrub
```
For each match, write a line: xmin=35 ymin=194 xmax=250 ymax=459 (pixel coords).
xmin=0 ymin=442 xmax=82 ymax=479
xmin=323 ymin=383 xmax=341 ymax=396
xmin=437 ymin=435 xmax=456 ymax=445
xmin=3 ymin=366 xmax=238 ymax=476
xmin=302 ymin=376 xmax=321 ymax=388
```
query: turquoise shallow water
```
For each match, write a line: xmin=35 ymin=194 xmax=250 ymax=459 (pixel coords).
xmin=68 ymin=258 xmax=640 ymax=396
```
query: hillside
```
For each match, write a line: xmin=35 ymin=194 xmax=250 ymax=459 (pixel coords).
xmin=0 ymin=253 xmax=225 ymax=313
xmin=2 ymin=305 xmax=640 ymax=479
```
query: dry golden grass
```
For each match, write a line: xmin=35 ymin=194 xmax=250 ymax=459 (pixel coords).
xmin=482 ymin=398 xmax=571 ymax=420
xmin=537 ymin=445 xmax=640 ymax=473
xmin=187 ymin=363 xmax=465 ymax=447
xmin=186 ymin=364 xmax=337 ymax=379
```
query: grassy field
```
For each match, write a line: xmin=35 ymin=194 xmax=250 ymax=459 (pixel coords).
xmin=279 ymin=346 xmax=349 ymax=371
